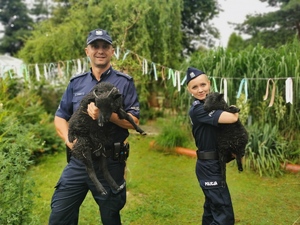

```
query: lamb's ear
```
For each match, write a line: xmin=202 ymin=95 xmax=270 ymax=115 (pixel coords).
xmin=113 ymin=93 xmax=122 ymax=100
xmin=218 ymin=93 xmax=224 ymax=100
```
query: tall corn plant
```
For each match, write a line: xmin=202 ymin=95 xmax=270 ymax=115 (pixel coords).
xmin=245 ymin=123 xmax=288 ymax=177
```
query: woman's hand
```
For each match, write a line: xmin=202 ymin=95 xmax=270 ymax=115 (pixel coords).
xmin=65 ymin=139 xmax=76 ymax=150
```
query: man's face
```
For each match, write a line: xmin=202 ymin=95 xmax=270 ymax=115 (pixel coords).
xmin=187 ymin=74 xmax=211 ymax=101
xmin=85 ymin=40 xmax=114 ymax=68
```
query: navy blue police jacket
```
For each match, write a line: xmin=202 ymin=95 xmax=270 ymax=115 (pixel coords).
xmin=55 ymin=66 xmax=140 ymax=144
xmin=189 ymin=99 xmax=224 ymax=188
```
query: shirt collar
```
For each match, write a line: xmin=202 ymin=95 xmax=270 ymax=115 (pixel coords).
xmin=89 ymin=66 xmax=113 ymax=81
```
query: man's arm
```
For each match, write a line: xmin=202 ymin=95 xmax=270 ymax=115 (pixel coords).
xmin=54 ymin=116 xmax=74 ymax=148
xmin=110 ymin=112 xmax=139 ymax=129
xmin=87 ymin=102 xmax=139 ymax=129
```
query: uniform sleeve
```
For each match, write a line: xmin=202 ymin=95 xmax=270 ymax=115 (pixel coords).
xmin=55 ymin=83 xmax=73 ymax=121
xmin=122 ymin=80 xmax=140 ymax=119
xmin=193 ymin=104 xmax=222 ymax=127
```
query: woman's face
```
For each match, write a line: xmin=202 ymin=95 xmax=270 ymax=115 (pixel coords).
xmin=187 ymin=74 xmax=210 ymax=101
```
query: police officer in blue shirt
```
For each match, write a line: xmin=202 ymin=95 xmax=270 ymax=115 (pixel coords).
xmin=49 ymin=29 xmax=141 ymax=225
xmin=186 ymin=67 xmax=238 ymax=225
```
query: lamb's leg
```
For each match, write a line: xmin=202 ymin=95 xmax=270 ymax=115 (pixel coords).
xmin=100 ymin=157 xmax=126 ymax=192
xmin=236 ymin=153 xmax=244 ymax=172
xmin=117 ymin=108 xmax=146 ymax=135
xmin=82 ymin=150 xmax=108 ymax=195
xmin=227 ymin=106 xmax=240 ymax=113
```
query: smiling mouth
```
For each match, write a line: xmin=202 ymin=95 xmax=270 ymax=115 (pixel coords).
xmin=197 ymin=94 xmax=206 ymax=99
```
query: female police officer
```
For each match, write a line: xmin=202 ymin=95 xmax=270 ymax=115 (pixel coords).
xmin=186 ymin=67 xmax=238 ymax=225
xmin=49 ymin=29 xmax=140 ymax=225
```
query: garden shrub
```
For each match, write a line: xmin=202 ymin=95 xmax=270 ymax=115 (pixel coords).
xmin=0 ymin=77 xmax=63 ymax=223
xmin=245 ymin=123 xmax=288 ymax=177
xmin=154 ymin=117 xmax=194 ymax=152
xmin=1 ymin=78 xmax=61 ymax=156
xmin=0 ymin=113 xmax=37 ymax=224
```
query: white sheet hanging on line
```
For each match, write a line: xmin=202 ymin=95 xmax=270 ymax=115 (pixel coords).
xmin=220 ymin=78 xmax=228 ymax=102
xmin=77 ymin=59 xmax=82 ymax=74
xmin=285 ymin=77 xmax=293 ymax=104
xmin=142 ymin=59 xmax=148 ymax=75
xmin=44 ymin=64 xmax=48 ymax=80
xmin=35 ymin=64 xmax=41 ymax=81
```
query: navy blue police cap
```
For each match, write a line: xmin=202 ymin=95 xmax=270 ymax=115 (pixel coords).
xmin=186 ymin=67 xmax=205 ymax=85
xmin=86 ymin=29 xmax=113 ymax=45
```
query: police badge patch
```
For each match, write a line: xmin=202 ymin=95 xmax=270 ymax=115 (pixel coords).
xmin=95 ymin=30 xmax=103 ymax=36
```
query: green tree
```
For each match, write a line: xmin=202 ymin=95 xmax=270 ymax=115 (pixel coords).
xmin=0 ymin=0 xmax=33 ymax=55
xmin=227 ymin=32 xmax=246 ymax=51
xmin=18 ymin=0 xmax=222 ymax=63
xmin=18 ymin=0 xmax=182 ymax=68
xmin=49 ymin=0 xmax=72 ymax=25
xmin=30 ymin=0 xmax=51 ymax=22
xmin=235 ymin=0 xmax=300 ymax=48
xmin=181 ymin=0 xmax=220 ymax=53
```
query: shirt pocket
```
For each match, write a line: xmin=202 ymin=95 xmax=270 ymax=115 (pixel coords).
xmin=72 ymin=92 xmax=86 ymax=111
xmin=72 ymin=92 xmax=85 ymax=102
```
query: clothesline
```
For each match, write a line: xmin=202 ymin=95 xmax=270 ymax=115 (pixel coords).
xmin=209 ymin=77 xmax=295 ymax=80
xmin=1 ymin=46 xmax=296 ymax=82
xmin=211 ymin=77 xmax=294 ymax=105
xmin=0 ymin=46 xmax=296 ymax=105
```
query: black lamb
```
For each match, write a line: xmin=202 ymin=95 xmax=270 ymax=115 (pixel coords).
xmin=68 ymin=82 xmax=146 ymax=195
xmin=203 ymin=92 xmax=248 ymax=184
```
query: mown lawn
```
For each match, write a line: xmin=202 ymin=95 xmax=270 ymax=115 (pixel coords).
xmin=29 ymin=133 xmax=300 ymax=225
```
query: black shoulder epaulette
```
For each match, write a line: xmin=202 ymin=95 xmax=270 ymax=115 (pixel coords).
xmin=70 ymin=72 xmax=89 ymax=81
xmin=115 ymin=71 xmax=132 ymax=80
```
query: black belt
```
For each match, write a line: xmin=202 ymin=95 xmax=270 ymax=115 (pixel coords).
xmin=103 ymin=142 xmax=129 ymax=162
xmin=100 ymin=142 xmax=124 ymax=158
xmin=196 ymin=150 xmax=219 ymax=160
xmin=66 ymin=142 xmax=129 ymax=163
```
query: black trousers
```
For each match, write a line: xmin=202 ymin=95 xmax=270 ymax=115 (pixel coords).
xmin=201 ymin=186 xmax=235 ymax=225
xmin=195 ymin=159 xmax=235 ymax=225
xmin=48 ymin=156 xmax=126 ymax=225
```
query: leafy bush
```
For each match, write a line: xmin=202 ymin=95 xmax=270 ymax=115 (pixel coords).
xmin=1 ymin=78 xmax=61 ymax=156
xmin=0 ymin=78 xmax=62 ymax=223
xmin=35 ymin=83 xmax=65 ymax=115
xmin=245 ymin=123 xmax=288 ymax=177
xmin=154 ymin=117 xmax=194 ymax=151
xmin=0 ymin=115 xmax=37 ymax=224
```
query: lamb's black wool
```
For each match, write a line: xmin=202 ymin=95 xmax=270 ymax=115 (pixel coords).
xmin=203 ymin=92 xmax=248 ymax=184
xmin=68 ymin=82 xmax=146 ymax=195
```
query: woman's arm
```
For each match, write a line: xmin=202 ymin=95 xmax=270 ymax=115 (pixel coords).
xmin=218 ymin=111 xmax=239 ymax=124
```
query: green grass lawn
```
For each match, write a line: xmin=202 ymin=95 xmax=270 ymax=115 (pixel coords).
xmin=29 ymin=134 xmax=300 ymax=225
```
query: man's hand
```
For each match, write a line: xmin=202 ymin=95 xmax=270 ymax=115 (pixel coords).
xmin=87 ymin=102 xmax=100 ymax=120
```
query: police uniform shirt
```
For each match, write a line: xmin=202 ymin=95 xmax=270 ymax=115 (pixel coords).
xmin=189 ymin=99 xmax=224 ymax=188
xmin=189 ymin=99 xmax=222 ymax=150
xmin=55 ymin=66 xmax=140 ymax=143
